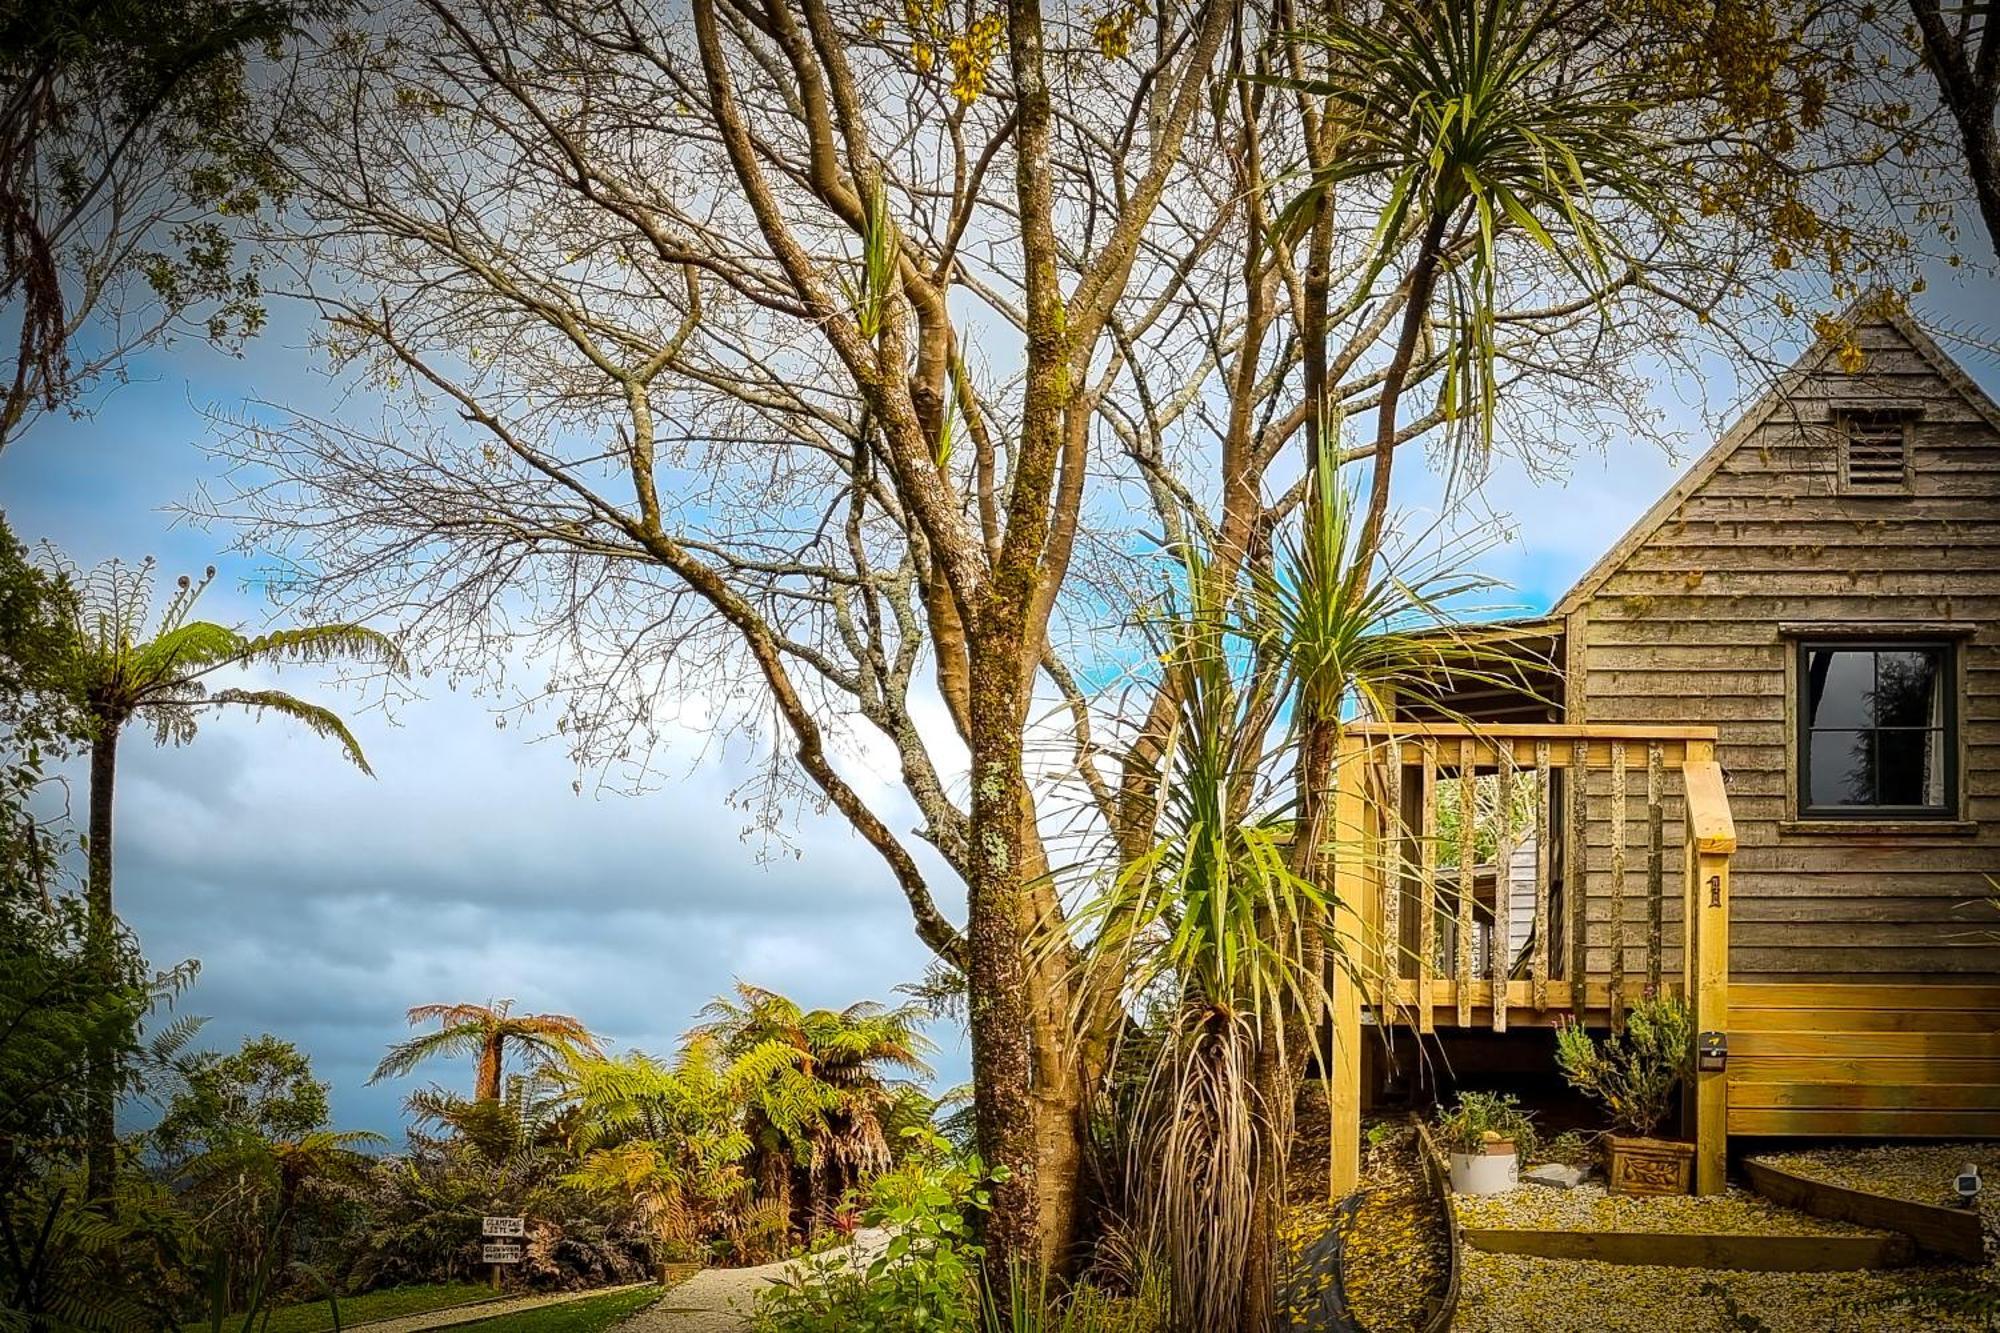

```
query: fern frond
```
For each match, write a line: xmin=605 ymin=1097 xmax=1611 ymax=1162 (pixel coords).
xmin=132 ymin=621 xmax=246 ymax=682
xmin=202 ymin=688 xmax=376 ymax=775
xmin=371 ymin=1026 xmax=487 ymax=1084
xmin=233 ymin=623 xmax=407 ymax=674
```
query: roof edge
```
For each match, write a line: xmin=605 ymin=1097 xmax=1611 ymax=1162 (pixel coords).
xmin=1550 ymin=297 xmax=1996 ymax=619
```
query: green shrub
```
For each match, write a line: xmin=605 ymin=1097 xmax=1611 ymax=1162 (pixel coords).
xmin=1432 ymin=1091 xmax=1536 ymax=1156
xmin=754 ymin=1126 xmax=998 ymax=1333
xmin=1554 ymin=993 xmax=1693 ymax=1138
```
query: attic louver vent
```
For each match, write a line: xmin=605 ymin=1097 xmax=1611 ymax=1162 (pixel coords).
xmin=1840 ymin=410 xmax=1912 ymax=493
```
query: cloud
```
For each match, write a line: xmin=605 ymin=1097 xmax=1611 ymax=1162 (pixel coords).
xmin=95 ymin=686 xmax=962 ymax=1136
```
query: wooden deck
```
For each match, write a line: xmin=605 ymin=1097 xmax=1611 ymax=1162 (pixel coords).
xmin=1328 ymin=721 xmax=1736 ymax=1195
xmin=1326 ymin=720 xmax=2000 ymax=1205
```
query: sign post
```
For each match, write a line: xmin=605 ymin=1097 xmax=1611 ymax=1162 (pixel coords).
xmin=481 ymin=1216 xmax=525 ymax=1290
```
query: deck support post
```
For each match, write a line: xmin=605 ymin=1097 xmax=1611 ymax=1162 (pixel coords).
xmin=1682 ymin=753 xmax=1735 ymax=1197
xmin=1328 ymin=734 xmax=1368 ymax=1200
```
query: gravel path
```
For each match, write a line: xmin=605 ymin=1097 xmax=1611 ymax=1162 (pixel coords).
xmin=620 ymin=1230 xmax=892 ymax=1333
xmin=1454 ymin=1250 xmax=1995 ymax=1332
xmin=1453 ymin=1180 xmax=1884 ymax=1236
xmin=344 ymin=1283 xmax=656 ymax=1333
xmin=1754 ymin=1142 xmax=2000 ymax=1258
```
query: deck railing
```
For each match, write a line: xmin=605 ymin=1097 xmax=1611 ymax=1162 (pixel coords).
xmin=1326 ymin=722 xmax=1737 ymax=1196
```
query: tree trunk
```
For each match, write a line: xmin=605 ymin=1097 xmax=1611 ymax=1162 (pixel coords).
xmin=475 ymin=1034 xmax=503 ymax=1101
xmin=1353 ymin=210 xmax=1451 ymax=574
xmin=1242 ymin=711 xmax=1343 ymax=1331
xmin=1958 ymin=117 xmax=2000 ymax=261
xmin=84 ymin=725 xmax=118 ymax=1204
xmin=964 ymin=623 xmax=1044 ymax=1278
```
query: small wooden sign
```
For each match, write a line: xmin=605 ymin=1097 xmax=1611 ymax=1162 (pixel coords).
xmin=482 ymin=1241 xmax=524 ymax=1264
xmin=481 ymin=1216 xmax=526 ymax=1237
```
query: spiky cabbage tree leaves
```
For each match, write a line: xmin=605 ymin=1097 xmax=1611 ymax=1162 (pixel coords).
xmin=1073 ymin=473 xmax=1526 ymax=1329
xmin=1266 ymin=0 xmax=1675 ymax=567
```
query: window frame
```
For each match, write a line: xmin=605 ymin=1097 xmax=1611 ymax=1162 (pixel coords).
xmin=1792 ymin=637 xmax=1959 ymax=821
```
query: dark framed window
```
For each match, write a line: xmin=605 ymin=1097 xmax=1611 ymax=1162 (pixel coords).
xmin=1797 ymin=640 xmax=1957 ymax=817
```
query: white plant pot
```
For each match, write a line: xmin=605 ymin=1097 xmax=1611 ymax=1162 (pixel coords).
xmin=1449 ymin=1148 xmax=1519 ymax=1196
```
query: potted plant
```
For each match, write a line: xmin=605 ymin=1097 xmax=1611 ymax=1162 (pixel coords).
xmin=1554 ymin=993 xmax=1696 ymax=1195
xmin=1434 ymin=1091 xmax=1536 ymax=1195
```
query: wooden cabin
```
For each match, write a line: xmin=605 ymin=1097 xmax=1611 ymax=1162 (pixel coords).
xmin=1326 ymin=306 xmax=2000 ymax=1197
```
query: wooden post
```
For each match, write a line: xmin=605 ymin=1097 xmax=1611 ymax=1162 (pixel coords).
xmin=1532 ymin=741 xmax=1551 ymax=1012
xmin=1457 ymin=739 xmax=1476 ymax=1029
xmin=1418 ymin=740 xmax=1438 ymax=1035
xmin=1609 ymin=742 xmax=1627 ymax=1029
xmin=1492 ymin=752 xmax=1513 ymax=1033
xmin=1329 ymin=736 xmax=1367 ymax=1200
xmin=1567 ymin=738 xmax=1589 ymax=1000
xmin=1380 ymin=746 xmax=1402 ymax=1014
xmin=1683 ymin=756 xmax=1734 ymax=1197
xmin=1646 ymin=742 xmax=1665 ymax=993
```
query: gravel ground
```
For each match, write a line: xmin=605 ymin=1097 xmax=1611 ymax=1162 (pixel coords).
xmin=1754 ymin=1143 xmax=2000 ymax=1258
xmin=1338 ymin=1124 xmax=1450 ymax=1332
xmin=1280 ymin=1113 xmax=1452 ymax=1331
xmin=1453 ymin=1251 xmax=1996 ymax=1332
xmin=1452 ymin=1180 xmax=1883 ymax=1236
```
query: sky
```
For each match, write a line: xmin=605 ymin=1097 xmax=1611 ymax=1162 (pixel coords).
xmin=3 ymin=229 xmax=1997 ymax=1145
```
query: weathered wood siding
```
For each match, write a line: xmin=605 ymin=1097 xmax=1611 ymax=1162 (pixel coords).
xmin=1571 ymin=319 xmax=2000 ymax=985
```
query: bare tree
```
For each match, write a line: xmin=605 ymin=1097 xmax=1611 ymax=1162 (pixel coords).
xmin=205 ymin=0 xmax=1940 ymax=1287
xmin=1907 ymin=0 xmax=2000 ymax=257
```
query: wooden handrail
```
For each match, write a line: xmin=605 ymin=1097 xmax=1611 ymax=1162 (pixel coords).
xmin=1347 ymin=722 xmax=1721 ymax=772
xmin=1347 ymin=722 xmax=1721 ymax=741
xmin=1682 ymin=760 xmax=1738 ymax=854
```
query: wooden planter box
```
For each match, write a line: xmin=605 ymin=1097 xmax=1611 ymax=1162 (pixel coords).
xmin=1607 ymin=1134 xmax=1694 ymax=1195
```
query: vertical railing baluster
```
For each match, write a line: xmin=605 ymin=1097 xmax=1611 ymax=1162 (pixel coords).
xmin=1532 ymin=741 xmax=1551 ymax=1012
xmin=1609 ymin=741 xmax=1628 ymax=1029
xmin=1380 ymin=744 xmax=1402 ymax=1014
xmin=1647 ymin=741 xmax=1666 ymax=993
xmin=1567 ymin=738 xmax=1589 ymax=1009
xmin=1457 ymin=740 xmax=1476 ymax=1027
xmin=1492 ymin=747 xmax=1514 ymax=1033
xmin=1418 ymin=740 xmax=1438 ymax=1036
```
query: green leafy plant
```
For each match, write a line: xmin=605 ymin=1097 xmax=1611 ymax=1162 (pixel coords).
xmin=1065 ymin=472 xmax=1527 ymax=1330
xmin=1433 ymin=1091 xmax=1537 ymax=1156
xmin=1554 ymin=993 xmax=1694 ymax=1138
xmin=694 ymin=983 xmax=935 ymax=1238
xmin=39 ymin=549 xmax=403 ymax=1198
xmin=1540 ymin=1129 xmax=1594 ymax=1169
xmin=754 ymin=1126 xmax=1002 ymax=1333
xmin=979 ymin=1257 xmax=1169 ymax=1333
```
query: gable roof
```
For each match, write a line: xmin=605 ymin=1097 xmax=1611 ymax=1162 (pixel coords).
xmin=1550 ymin=301 xmax=2000 ymax=619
